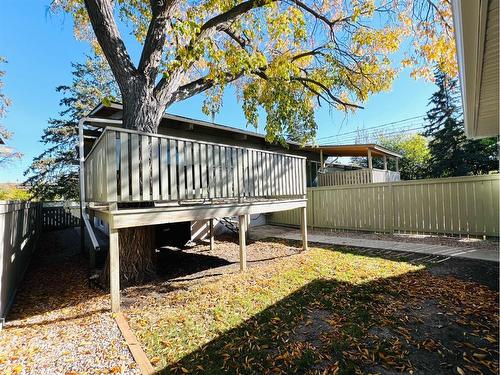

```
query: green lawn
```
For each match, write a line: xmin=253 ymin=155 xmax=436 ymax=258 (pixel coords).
xmin=127 ymin=241 xmax=498 ymax=375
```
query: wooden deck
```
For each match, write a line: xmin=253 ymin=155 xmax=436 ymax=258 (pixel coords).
xmin=81 ymin=123 xmax=308 ymax=312
xmin=91 ymin=198 xmax=306 ymax=230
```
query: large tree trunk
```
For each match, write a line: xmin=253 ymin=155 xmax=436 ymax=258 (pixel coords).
xmin=101 ymin=226 xmax=156 ymax=288
xmin=100 ymin=90 xmax=170 ymax=287
xmin=101 ymin=91 xmax=169 ymax=287
xmin=122 ymin=86 xmax=166 ymax=133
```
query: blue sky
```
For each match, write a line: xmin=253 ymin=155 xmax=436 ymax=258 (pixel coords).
xmin=0 ymin=1 xmax=436 ymax=182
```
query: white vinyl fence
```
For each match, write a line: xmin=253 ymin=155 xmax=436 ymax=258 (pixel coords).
xmin=270 ymin=175 xmax=500 ymax=237
xmin=0 ymin=201 xmax=42 ymax=324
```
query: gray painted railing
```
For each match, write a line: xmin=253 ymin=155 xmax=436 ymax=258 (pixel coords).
xmin=84 ymin=127 xmax=307 ymax=203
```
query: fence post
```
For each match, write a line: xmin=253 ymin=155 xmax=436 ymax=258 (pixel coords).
xmin=389 ymin=182 xmax=395 ymax=234
xmin=311 ymin=189 xmax=315 ymax=229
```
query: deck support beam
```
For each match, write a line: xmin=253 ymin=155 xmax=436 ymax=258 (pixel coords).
xmin=109 ymin=228 xmax=120 ymax=313
xmin=301 ymin=207 xmax=308 ymax=251
xmin=238 ymin=215 xmax=247 ymax=271
xmin=209 ymin=218 xmax=214 ymax=251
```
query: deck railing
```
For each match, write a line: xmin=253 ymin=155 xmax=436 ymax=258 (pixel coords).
xmin=318 ymin=168 xmax=400 ymax=186
xmin=84 ymin=127 xmax=307 ymax=203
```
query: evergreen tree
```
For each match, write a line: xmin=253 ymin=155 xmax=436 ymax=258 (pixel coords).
xmin=424 ymin=69 xmax=497 ymax=177
xmin=24 ymin=55 xmax=119 ymax=199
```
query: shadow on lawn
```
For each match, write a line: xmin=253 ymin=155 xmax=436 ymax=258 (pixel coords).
xmin=159 ymin=268 xmax=498 ymax=375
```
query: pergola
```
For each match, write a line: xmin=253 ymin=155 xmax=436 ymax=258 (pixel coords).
xmin=305 ymin=144 xmax=402 ymax=172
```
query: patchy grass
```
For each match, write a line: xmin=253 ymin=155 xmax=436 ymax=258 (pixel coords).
xmin=126 ymin=241 xmax=499 ymax=375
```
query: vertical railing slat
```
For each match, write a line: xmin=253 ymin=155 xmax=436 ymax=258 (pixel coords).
xmin=106 ymin=131 xmax=117 ymax=202
xmin=169 ymin=139 xmax=178 ymax=200
xmin=151 ymin=136 xmax=160 ymax=201
xmin=130 ymin=134 xmax=140 ymax=201
xmin=193 ymin=142 xmax=201 ymax=198
xmin=178 ymin=140 xmax=185 ymax=200
xmin=200 ymin=143 xmax=207 ymax=198
xmin=185 ymin=141 xmax=193 ymax=199
xmin=120 ymin=132 xmax=129 ymax=201
xmin=141 ymin=135 xmax=151 ymax=201
xmin=160 ymin=138 xmax=168 ymax=200
xmin=208 ymin=144 xmax=214 ymax=199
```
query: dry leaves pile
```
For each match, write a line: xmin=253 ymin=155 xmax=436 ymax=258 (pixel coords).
xmin=0 ymin=230 xmax=138 ymax=375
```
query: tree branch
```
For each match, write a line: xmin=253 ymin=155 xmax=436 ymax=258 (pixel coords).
xmin=83 ymin=0 xmax=137 ymax=94
xmin=138 ymin=0 xmax=179 ymax=82
xmin=198 ymin=0 xmax=272 ymax=37
xmin=168 ymin=71 xmax=244 ymax=104
xmin=157 ymin=0 xmax=274 ymax=97
xmin=291 ymin=76 xmax=363 ymax=109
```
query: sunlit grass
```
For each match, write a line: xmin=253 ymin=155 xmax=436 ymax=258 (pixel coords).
xmin=127 ymin=243 xmax=423 ymax=373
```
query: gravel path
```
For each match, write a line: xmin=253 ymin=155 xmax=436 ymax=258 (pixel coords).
xmin=0 ymin=229 xmax=138 ymax=375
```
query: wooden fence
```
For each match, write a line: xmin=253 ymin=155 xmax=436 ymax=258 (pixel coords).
xmin=0 ymin=201 xmax=42 ymax=323
xmin=42 ymin=203 xmax=80 ymax=231
xmin=270 ymin=175 xmax=500 ymax=237
xmin=85 ymin=127 xmax=307 ymax=203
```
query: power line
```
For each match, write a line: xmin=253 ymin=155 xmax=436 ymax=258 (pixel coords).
xmin=317 ymin=115 xmax=427 ymax=142
xmin=326 ymin=122 xmax=426 ymax=142
xmin=336 ymin=125 xmax=426 ymax=143
xmin=319 ymin=124 xmax=427 ymax=145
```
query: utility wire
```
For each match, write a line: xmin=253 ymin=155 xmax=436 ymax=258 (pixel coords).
xmin=323 ymin=125 xmax=426 ymax=145
xmin=318 ymin=117 xmax=427 ymax=145
xmin=318 ymin=115 xmax=427 ymax=143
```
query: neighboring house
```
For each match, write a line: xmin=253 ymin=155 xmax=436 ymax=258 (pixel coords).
xmin=452 ymin=0 xmax=499 ymax=138
xmin=305 ymin=144 xmax=402 ymax=187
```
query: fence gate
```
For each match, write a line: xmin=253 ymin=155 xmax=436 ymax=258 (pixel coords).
xmin=42 ymin=202 xmax=80 ymax=230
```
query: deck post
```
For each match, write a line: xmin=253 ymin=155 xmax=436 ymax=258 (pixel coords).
xmin=301 ymin=206 xmax=308 ymax=251
xmin=109 ymin=228 xmax=120 ymax=313
xmin=383 ymin=155 xmax=387 ymax=170
xmin=209 ymin=218 xmax=214 ymax=251
xmin=238 ymin=215 xmax=247 ymax=271
xmin=246 ymin=214 xmax=251 ymax=238
xmin=395 ymin=158 xmax=399 ymax=173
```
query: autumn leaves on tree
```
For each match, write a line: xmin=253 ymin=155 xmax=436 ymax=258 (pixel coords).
xmin=53 ymin=0 xmax=457 ymax=144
